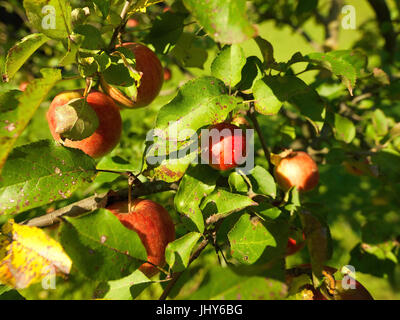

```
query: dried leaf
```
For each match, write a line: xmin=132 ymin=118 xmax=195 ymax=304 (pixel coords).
xmin=0 ymin=220 xmax=72 ymax=289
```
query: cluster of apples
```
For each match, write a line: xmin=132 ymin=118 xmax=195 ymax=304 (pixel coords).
xmin=201 ymin=123 xmax=318 ymax=256
xmin=40 ymin=42 xmax=172 ymax=278
xmin=24 ymin=39 xmax=318 ymax=280
xmin=40 ymin=40 xmax=319 ymax=277
xmin=47 ymin=42 xmax=164 ymax=158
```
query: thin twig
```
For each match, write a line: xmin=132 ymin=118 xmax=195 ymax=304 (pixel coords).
xmin=107 ymin=0 xmax=134 ymax=51
xmin=22 ymin=181 xmax=178 ymax=227
xmin=368 ymin=0 xmax=397 ymax=62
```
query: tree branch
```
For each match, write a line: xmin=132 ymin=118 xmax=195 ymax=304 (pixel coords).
xmin=367 ymin=0 xmax=397 ymax=62
xmin=22 ymin=181 xmax=178 ymax=227
xmin=107 ymin=0 xmax=134 ymax=51
xmin=323 ymin=0 xmax=343 ymax=51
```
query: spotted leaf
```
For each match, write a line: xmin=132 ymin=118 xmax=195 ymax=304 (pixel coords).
xmin=0 ymin=140 xmax=96 ymax=216
xmin=0 ymin=219 xmax=72 ymax=289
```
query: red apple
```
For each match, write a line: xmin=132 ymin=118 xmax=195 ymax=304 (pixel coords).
xmin=19 ymin=81 xmax=29 ymax=91
xmin=106 ymin=199 xmax=175 ymax=278
xmin=101 ymin=43 xmax=164 ymax=109
xmin=274 ymin=151 xmax=319 ymax=192
xmin=203 ymin=122 xmax=247 ymax=171
xmin=126 ymin=18 xmax=139 ymax=28
xmin=163 ymin=67 xmax=172 ymax=81
xmin=47 ymin=90 xmax=122 ymax=158
xmin=286 ymin=233 xmax=306 ymax=256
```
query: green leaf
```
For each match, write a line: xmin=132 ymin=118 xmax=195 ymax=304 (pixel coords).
xmin=60 ymin=209 xmax=147 ymax=281
xmin=299 ymin=211 xmax=332 ymax=282
xmin=189 ymin=266 xmax=287 ymax=299
xmin=372 ymin=109 xmax=388 ymax=136
xmin=253 ymin=76 xmax=324 ymax=121
xmin=95 ymin=270 xmax=152 ymax=300
xmin=252 ymin=79 xmax=282 ymax=115
xmin=228 ymin=213 xmax=276 ymax=264
xmin=97 ymin=155 xmax=140 ymax=173
xmin=349 ymin=243 xmax=397 ymax=279
xmin=143 ymin=133 xmax=198 ymax=182
xmin=296 ymin=0 xmax=318 ymax=14
xmin=327 ymin=49 xmax=368 ymax=78
xmin=201 ymin=188 xmax=257 ymax=222
xmin=0 ymin=140 xmax=96 ymax=216
xmin=101 ymin=47 xmax=137 ymax=87
xmin=54 ymin=98 xmax=99 ymax=141
xmin=78 ymin=56 xmax=99 ymax=78
xmin=144 ymin=11 xmax=186 ymax=54
xmin=252 ymin=202 xmax=281 ymax=220
xmin=182 ymin=0 xmax=256 ymax=44
xmin=334 ymin=114 xmax=356 ymax=143
xmin=74 ymin=24 xmax=105 ymax=50
xmin=165 ymin=232 xmax=202 ymax=272
xmin=170 ymin=32 xmax=208 ymax=69
xmin=0 ymin=68 xmax=62 ymax=173
xmin=92 ymin=0 xmax=111 ymax=17
xmin=211 ymin=44 xmax=246 ymax=88
xmin=306 ymin=51 xmax=358 ymax=95
xmin=59 ymin=36 xmax=81 ymax=66
xmin=254 ymin=36 xmax=275 ymax=66
xmin=93 ymin=52 xmax=112 ymax=72
xmin=371 ymin=149 xmax=400 ymax=180
xmin=228 ymin=172 xmax=248 ymax=193
xmin=248 ymin=165 xmax=276 ymax=198
xmin=155 ymin=76 xmax=238 ymax=141
xmin=3 ymin=33 xmax=49 ymax=81
xmin=0 ymin=286 xmax=25 ymax=300
xmin=236 ymin=56 xmax=264 ymax=93
xmin=0 ymin=89 xmax=20 ymax=115
xmin=174 ymin=165 xmax=219 ymax=232
xmin=23 ymin=0 xmax=72 ymax=39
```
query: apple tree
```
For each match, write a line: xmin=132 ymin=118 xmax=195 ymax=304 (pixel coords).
xmin=0 ymin=0 xmax=399 ymax=300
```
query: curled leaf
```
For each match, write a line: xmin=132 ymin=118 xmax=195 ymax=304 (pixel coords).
xmin=55 ymin=98 xmax=99 ymax=141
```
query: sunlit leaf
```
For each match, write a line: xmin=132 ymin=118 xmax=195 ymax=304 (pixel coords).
xmin=3 ymin=33 xmax=49 ymax=81
xmin=0 ymin=220 xmax=72 ymax=289
xmin=0 ymin=68 xmax=61 ymax=173
xmin=182 ymin=0 xmax=256 ymax=44
xmin=0 ymin=140 xmax=96 ymax=216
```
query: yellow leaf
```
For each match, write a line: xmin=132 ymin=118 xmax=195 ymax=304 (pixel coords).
xmin=128 ymin=0 xmax=164 ymax=14
xmin=0 ymin=220 xmax=72 ymax=289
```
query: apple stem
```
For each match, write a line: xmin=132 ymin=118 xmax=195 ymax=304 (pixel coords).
xmin=83 ymin=77 xmax=93 ymax=100
xmin=127 ymin=173 xmax=135 ymax=213
xmin=144 ymin=260 xmax=169 ymax=276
